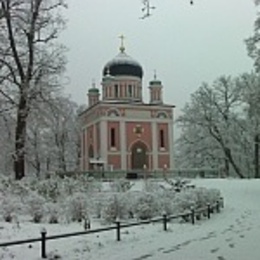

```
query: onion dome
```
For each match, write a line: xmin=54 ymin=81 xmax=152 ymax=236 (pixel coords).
xmin=102 ymin=37 xmax=143 ymax=79
xmin=88 ymin=87 xmax=99 ymax=94
xmin=149 ymin=70 xmax=162 ymax=86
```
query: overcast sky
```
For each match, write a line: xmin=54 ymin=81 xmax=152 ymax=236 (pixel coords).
xmin=60 ymin=0 xmax=256 ymax=115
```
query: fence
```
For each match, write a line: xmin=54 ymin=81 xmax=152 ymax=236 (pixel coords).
xmin=56 ymin=168 xmax=220 ymax=180
xmin=0 ymin=198 xmax=224 ymax=259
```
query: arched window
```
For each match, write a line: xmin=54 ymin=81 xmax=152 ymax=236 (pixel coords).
xmin=156 ymin=111 xmax=168 ymax=118
xmin=115 ymin=84 xmax=119 ymax=97
xmin=159 ymin=129 xmax=165 ymax=148
xmin=128 ymin=85 xmax=132 ymax=97
xmin=107 ymin=109 xmax=120 ymax=117
xmin=110 ymin=128 xmax=116 ymax=147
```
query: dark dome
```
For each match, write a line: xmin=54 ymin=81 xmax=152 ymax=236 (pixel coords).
xmin=103 ymin=52 xmax=143 ymax=79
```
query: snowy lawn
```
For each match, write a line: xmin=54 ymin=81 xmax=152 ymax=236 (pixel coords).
xmin=1 ymin=178 xmax=260 ymax=260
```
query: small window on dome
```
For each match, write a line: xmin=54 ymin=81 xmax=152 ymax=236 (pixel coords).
xmin=128 ymin=85 xmax=132 ymax=97
xmin=115 ymin=84 xmax=119 ymax=97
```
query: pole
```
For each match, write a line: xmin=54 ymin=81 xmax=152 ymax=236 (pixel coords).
xmin=116 ymin=219 xmax=121 ymax=241
xmin=41 ymin=228 xmax=47 ymax=258
xmin=163 ymin=213 xmax=167 ymax=231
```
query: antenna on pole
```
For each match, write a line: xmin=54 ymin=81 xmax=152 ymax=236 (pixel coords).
xmin=140 ymin=0 xmax=156 ymax=19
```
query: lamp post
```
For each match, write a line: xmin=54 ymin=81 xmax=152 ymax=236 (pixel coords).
xmin=163 ymin=164 xmax=168 ymax=179
xmin=143 ymin=164 xmax=147 ymax=180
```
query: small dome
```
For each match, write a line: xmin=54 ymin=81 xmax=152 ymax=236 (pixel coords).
xmin=88 ymin=87 xmax=99 ymax=94
xmin=150 ymin=79 xmax=162 ymax=86
xmin=103 ymin=51 xmax=143 ymax=79
xmin=149 ymin=71 xmax=162 ymax=86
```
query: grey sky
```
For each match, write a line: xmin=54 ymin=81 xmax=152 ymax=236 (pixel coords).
xmin=61 ymin=0 xmax=256 ymax=116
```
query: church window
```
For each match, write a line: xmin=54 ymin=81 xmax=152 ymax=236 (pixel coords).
xmin=128 ymin=85 xmax=132 ymax=97
xmin=110 ymin=128 xmax=116 ymax=147
xmin=115 ymin=84 xmax=119 ymax=97
xmin=107 ymin=109 xmax=120 ymax=117
xmin=157 ymin=112 xmax=168 ymax=118
xmin=160 ymin=129 xmax=165 ymax=148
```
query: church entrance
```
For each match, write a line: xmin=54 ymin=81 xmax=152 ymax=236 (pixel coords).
xmin=131 ymin=141 xmax=148 ymax=170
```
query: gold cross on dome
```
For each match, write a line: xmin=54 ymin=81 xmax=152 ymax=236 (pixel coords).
xmin=119 ymin=34 xmax=126 ymax=53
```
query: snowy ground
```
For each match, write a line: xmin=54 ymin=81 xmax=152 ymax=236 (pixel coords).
xmin=1 ymin=178 xmax=260 ymax=260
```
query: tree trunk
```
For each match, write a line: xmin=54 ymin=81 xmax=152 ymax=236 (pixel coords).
xmin=224 ymin=155 xmax=230 ymax=177
xmin=14 ymin=95 xmax=28 ymax=180
xmin=254 ymin=134 xmax=259 ymax=178
xmin=224 ymin=147 xmax=244 ymax=179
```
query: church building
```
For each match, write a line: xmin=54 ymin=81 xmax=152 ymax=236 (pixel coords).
xmin=80 ymin=39 xmax=175 ymax=172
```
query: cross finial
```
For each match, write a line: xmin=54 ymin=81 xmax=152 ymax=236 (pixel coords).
xmin=154 ymin=69 xmax=157 ymax=80
xmin=119 ymin=34 xmax=126 ymax=53
xmin=92 ymin=78 xmax=96 ymax=88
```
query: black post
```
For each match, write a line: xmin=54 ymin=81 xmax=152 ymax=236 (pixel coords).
xmin=116 ymin=220 xmax=121 ymax=241
xmin=41 ymin=228 xmax=47 ymax=258
xmin=163 ymin=213 xmax=167 ymax=231
xmin=191 ymin=208 xmax=195 ymax=225
xmin=216 ymin=200 xmax=220 ymax=213
xmin=207 ymin=203 xmax=211 ymax=219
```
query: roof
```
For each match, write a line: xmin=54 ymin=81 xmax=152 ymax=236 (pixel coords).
xmin=103 ymin=51 xmax=143 ymax=78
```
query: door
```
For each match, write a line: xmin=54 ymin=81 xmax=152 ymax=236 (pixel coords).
xmin=131 ymin=141 xmax=148 ymax=170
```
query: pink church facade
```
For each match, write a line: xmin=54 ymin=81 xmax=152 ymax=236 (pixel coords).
xmin=80 ymin=44 xmax=175 ymax=172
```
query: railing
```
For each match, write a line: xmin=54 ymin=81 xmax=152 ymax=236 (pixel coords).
xmin=55 ymin=168 xmax=220 ymax=180
xmin=0 ymin=198 xmax=224 ymax=259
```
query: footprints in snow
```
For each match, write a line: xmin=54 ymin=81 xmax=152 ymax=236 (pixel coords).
xmin=217 ymin=256 xmax=226 ymax=260
xmin=162 ymin=240 xmax=193 ymax=254
xmin=132 ymin=254 xmax=153 ymax=260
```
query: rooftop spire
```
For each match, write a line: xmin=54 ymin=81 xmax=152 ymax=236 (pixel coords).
xmin=153 ymin=69 xmax=157 ymax=80
xmin=92 ymin=78 xmax=96 ymax=88
xmin=119 ymin=34 xmax=126 ymax=53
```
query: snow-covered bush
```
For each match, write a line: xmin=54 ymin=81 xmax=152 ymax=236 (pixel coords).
xmin=101 ymin=194 xmax=130 ymax=223
xmin=63 ymin=192 xmax=89 ymax=222
xmin=173 ymin=190 xmax=197 ymax=213
xmin=36 ymin=177 xmax=60 ymax=202
xmin=205 ymin=188 xmax=221 ymax=204
xmin=45 ymin=202 xmax=60 ymax=224
xmin=26 ymin=193 xmax=46 ymax=223
xmin=132 ymin=192 xmax=160 ymax=220
xmin=158 ymin=196 xmax=176 ymax=215
xmin=109 ymin=179 xmax=133 ymax=192
xmin=1 ymin=196 xmax=22 ymax=222
xmin=76 ymin=175 xmax=102 ymax=193
xmin=142 ymin=179 xmax=161 ymax=193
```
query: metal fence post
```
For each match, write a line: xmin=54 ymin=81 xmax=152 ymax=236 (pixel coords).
xmin=41 ymin=228 xmax=47 ymax=259
xmin=116 ymin=219 xmax=121 ymax=241
xmin=163 ymin=213 xmax=167 ymax=231
xmin=216 ymin=200 xmax=220 ymax=213
xmin=207 ymin=203 xmax=211 ymax=219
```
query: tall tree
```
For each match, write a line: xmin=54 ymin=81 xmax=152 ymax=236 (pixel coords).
xmin=0 ymin=0 xmax=67 ymax=179
xmin=237 ymin=73 xmax=260 ymax=178
xmin=26 ymin=96 xmax=81 ymax=177
xmin=176 ymin=76 xmax=245 ymax=178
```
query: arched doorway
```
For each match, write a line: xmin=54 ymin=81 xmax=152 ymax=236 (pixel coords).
xmin=131 ymin=141 xmax=148 ymax=170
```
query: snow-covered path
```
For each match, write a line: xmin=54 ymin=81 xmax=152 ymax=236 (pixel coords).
xmin=84 ymin=179 xmax=260 ymax=260
xmin=1 ymin=179 xmax=260 ymax=260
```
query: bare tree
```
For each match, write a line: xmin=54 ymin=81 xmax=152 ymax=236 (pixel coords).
xmin=237 ymin=73 xmax=260 ymax=178
xmin=25 ymin=95 xmax=80 ymax=176
xmin=177 ymin=76 xmax=245 ymax=178
xmin=0 ymin=0 xmax=67 ymax=179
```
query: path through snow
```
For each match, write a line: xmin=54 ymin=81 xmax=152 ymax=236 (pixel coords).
xmin=1 ymin=179 xmax=260 ymax=260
